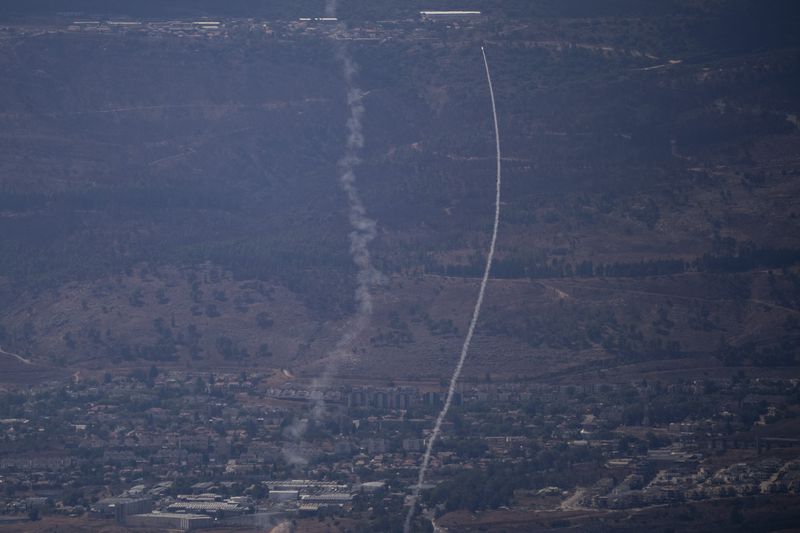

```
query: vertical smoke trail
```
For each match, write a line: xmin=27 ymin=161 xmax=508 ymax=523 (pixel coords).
xmin=281 ymin=0 xmax=379 ymax=466
xmin=404 ymin=46 xmax=502 ymax=533
xmin=327 ymin=0 xmax=379 ymax=362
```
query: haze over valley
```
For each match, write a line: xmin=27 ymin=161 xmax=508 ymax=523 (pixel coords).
xmin=1 ymin=1 xmax=800 ymax=531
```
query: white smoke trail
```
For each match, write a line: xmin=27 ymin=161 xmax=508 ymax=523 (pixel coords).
xmin=404 ymin=46 xmax=502 ymax=533
xmin=281 ymin=0 xmax=379 ymax=465
xmin=327 ymin=0 xmax=379 ymax=362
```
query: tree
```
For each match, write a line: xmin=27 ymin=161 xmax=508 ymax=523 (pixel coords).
xmin=258 ymin=343 xmax=273 ymax=357
xmin=194 ymin=377 xmax=206 ymax=394
xmin=256 ymin=312 xmax=274 ymax=329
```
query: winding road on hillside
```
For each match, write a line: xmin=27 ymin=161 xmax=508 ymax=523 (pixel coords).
xmin=0 ymin=345 xmax=33 ymax=365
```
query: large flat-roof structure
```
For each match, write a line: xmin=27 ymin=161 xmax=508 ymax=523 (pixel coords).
xmin=126 ymin=512 xmax=213 ymax=531
xmin=420 ymin=10 xmax=482 ymax=20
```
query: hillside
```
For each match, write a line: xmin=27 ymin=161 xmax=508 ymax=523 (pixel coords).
xmin=1 ymin=1 xmax=799 ymax=381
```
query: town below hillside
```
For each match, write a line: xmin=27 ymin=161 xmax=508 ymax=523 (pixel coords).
xmin=1 ymin=1 xmax=799 ymax=530
xmin=1 ymin=368 xmax=800 ymax=531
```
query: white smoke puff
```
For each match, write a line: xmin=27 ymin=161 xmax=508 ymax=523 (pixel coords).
xmin=282 ymin=417 xmax=308 ymax=440
xmin=269 ymin=522 xmax=294 ymax=533
xmin=404 ymin=46 xmax=503 ymax=533
xmin=281 ymin=444 xmax=311 ymax=467
xmin=280 ymin=418 xmax=310 ymax=467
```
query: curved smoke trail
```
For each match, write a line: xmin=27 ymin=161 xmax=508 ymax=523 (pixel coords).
xmin=404 ymin=46 xmax=502 ymax=533
xmin=281 ymin=0 xmax=379 ymax=466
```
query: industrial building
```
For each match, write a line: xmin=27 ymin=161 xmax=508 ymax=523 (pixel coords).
xmin=419 ymin=10 xmax=482 ymax=20
xmin=91 ymin=497 xmax=153 ymax=524
xmin=126 ymin=512 xmax=213 ymax=531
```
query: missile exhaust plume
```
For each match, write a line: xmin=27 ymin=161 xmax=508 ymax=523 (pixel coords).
xmin=327 ymin=0 xmax=379 ymax=362
xmin=404 ymin=46 xmax=502 ymax=533
xmin=281 ymin=0 xmax=379 ymax=465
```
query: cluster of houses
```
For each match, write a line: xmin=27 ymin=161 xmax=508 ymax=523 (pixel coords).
xmin=1 ymin=370 xmax=798 ymax=527
xmin=586 ymin=457 xmax=800 ymax=509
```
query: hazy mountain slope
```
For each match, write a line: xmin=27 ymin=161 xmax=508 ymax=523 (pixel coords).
xmin=0 ymin=3 xmax=799 ymax=379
